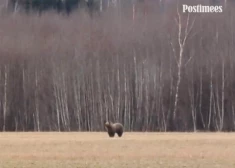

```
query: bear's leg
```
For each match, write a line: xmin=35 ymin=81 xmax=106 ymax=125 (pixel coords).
xmin=108 ymin=132 xmax=115 ymax=137
xmin=117 ymin=131 xmax=123 ymax=137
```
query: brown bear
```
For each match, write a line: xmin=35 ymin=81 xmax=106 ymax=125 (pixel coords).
xmin=104 ymin=121 xmax=124 ymax=137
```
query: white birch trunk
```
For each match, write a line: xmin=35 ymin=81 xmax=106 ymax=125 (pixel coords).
xmin=3 ymin=65 xmax=8 ymax=131
xmin=35 ymin=69 xmax=40 ymax=131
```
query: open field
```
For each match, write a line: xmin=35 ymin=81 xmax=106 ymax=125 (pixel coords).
xmin=0 ymin=132 xmax=235 ymax=168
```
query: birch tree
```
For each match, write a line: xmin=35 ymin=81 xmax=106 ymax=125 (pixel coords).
xmin=171 ymin=7 xmax=196 ymax=129
xmin=2 ymin=65 xmax=8 ymax=131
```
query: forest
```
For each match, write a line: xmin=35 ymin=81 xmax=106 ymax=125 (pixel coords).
xmin=0 ymin=0 xmax=234 ymax=132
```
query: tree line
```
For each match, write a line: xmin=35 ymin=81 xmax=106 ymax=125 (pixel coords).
xmin=0 ymin=0 xmax=235 ymax=132
xmin=6 ymin=0 xmax=125 ymax=15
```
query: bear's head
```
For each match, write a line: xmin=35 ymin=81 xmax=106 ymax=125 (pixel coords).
xmin=104 ymin=121 xmax=113 ymax=128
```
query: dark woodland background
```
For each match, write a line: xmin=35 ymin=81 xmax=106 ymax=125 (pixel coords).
xmin=0 ymin=0 xmax=235 ymax=132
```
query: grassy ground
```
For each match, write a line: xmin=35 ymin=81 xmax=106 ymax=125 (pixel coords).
xmin=0 ymin=132 xmax=235 ymax=168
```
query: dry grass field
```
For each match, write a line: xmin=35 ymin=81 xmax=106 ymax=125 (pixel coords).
xmin=0 ymin=132 xmax=235 ymax=168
